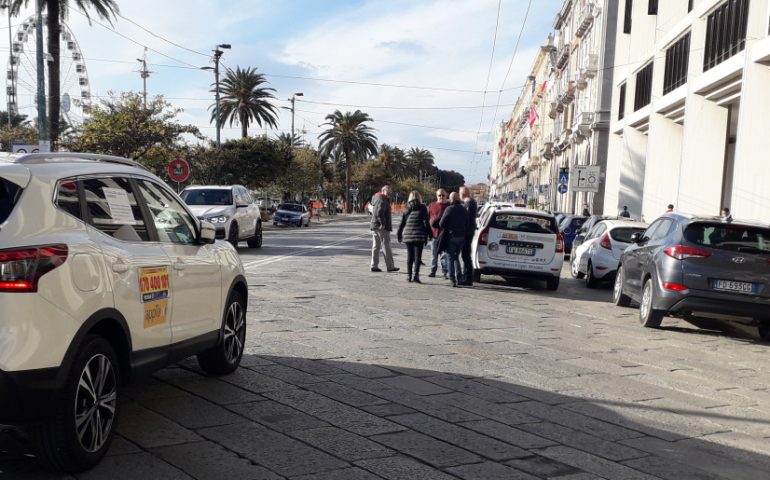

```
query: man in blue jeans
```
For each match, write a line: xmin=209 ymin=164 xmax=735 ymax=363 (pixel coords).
xmin=427 ymin=188 xmax=449 ymax=278
xmin=439 ymin=192 xmax=468 ymax=287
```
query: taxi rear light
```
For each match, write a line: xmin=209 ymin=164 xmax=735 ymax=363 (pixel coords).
xmin=555 ymin=234 xmax=564 ymax=253
xmin=478 ymin=227 xmax=490 ymax=246
xmin=665 ymin=245 xmax=711 ymax=260
xmin=0 ymin=244 xmax=68 ymax=293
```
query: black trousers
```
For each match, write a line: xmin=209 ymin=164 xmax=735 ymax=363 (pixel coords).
xmin=461 ymin=235 xmax=474 ymax=282
xmin=405 ymin=242 xmax=424 ymax=275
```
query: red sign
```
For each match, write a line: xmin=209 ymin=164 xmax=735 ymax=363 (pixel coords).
xmin=168 ymin=158 xmax=190 ymax=182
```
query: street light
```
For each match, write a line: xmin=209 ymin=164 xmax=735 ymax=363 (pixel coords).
xmin=289 ymin=92 xmax=303 ymax=146
xmin=201 ymin=43 xmax=231 ymax=148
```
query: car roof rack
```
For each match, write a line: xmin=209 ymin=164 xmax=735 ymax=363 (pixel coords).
xmin=14 ymin=152 xmax=148 ymax=171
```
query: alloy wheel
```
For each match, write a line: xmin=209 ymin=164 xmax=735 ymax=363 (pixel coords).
xmin=640 ymin=281 xmax=652 ymax=321
xmin=74 ymin=354 xmax=117 ymax=453
xmin=223 ymin=301 xmax=245 ymax=363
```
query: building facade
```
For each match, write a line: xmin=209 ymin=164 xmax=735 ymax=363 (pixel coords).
xmin=604 ymin=0 xmax=770 ymax=222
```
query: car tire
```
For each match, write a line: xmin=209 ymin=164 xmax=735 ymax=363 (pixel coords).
xmin=585 ymin=262 xmax=598 ymax=288
xmin=472 ymin=270 xmax=481 ymax=283
xmin=33 ymin=335 xmax=120 ymax=473
xmin=613 ymin=265 xmax=632 ymax=307
xmin=639 ymin=278 xmax=664 ymax=328
xmin=247 ymin=222 xmax=262 ymax=248
xmin=546 ymin=276 xmax=560 ymax=291
xmin=570 ymin=256 xmax=585 ymax=279
xmin=304 ymin=218 xmax=310 ymax=227
xmin=757 ymin=318 xmax=770 ymax=341
xmin=228 ymin=223 xmax=239 ymax=247
xmin=197 ymin=290 xmax=246 ymax=375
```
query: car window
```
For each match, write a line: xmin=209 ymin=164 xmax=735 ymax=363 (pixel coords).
xmin=54 ymin=179 xmax=82 ymax=220
xmin=491 ymin=213 xmax=557 ymax=234
xmin=277 ymin=204 xmax=303 ymax=212
xmin=83 ymin=177 xmax=149 ymax=241
xmin=650 ymin=219 xmax=673 ymax=242
xmin=242 ymin=189 xmax=253 ymax=204
xmin=589 ymin=223 xmax=607 ymax=239
xmin=0 ymin=177 xmax=22 ymax=224
xmin=684 ymin=222 xmax=770 ymax=255
xmin=642 ymin=220 xmax=662 ymax=241
xmin=181 ymin=189 xmax=233 ymax=206
xmin=137 ymin=180 xmax=197 ymax=245
xmin=611 ymin=227 xmax=647 ymax=243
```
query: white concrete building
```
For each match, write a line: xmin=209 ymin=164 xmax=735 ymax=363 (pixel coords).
xmin=605 ymin=0 xmax=770 ymax=223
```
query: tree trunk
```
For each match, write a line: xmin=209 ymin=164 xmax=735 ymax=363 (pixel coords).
xmin=345 ymin=147 xmax=352 ymax=214
xmin=241 ymin=110 xmax=247 ymax=138
xmin=46 ymin=0 xmax=60 ymax=151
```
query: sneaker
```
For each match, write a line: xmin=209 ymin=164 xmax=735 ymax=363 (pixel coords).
xmin=387 ymin=267 xmax=400 ymax=272
xmin=371 ymin=267 xmax=382 ymax=272
xmin=428 ymin=272 xmax=436 ymax=278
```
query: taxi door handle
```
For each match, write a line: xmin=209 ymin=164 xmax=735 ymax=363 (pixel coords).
xmin=173 ymin=261 xmax=186 ymax=271
xmin=111 ymin=262 xmax=129 ymax=273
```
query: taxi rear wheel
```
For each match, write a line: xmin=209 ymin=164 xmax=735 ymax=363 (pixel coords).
xmin=198 ymin=290 xmax=246 ymax=375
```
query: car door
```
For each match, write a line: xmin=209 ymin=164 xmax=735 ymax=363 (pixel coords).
xmin=580 ymin=223 xmax=607 ymax=272
xmin=233 ymin=187 xmax=257 ymax=239
xmin=82 ymin=176 xmax=173 ymax=352
xmin=135 ymin=179 xmax=222 ymax=344
xmin=623 ymin=220 xmax=664 ymax=296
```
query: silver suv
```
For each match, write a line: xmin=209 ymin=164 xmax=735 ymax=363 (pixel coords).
xmin=180 ymin=185 xmax=262 ymax=248
xmin=0 ymin=153 xmax=248 ymax=472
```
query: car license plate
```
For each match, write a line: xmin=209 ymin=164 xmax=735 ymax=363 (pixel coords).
xmin=506 ymin=246 xmax=535 ymax=256
xmin=711 ymin=279 xmax=756 ymax=294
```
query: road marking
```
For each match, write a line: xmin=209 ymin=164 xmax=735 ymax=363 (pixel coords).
xmin=243 ymin=232 xmax=369 ymax=271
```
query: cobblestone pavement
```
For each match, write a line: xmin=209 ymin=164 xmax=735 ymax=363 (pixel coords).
xmin=3 ymin=220 xmax=770 ymax=479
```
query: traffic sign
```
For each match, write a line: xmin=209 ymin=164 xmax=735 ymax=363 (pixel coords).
xmin=558 ymin=171 xmax=569 ymax=186
xmin=349 ymin=187 xmax=359 ymax=198
xmin=572 ymin=165 xmax=601 ymax=192
xmin=557 ymin=184 xmax=568 ymax=194
xmin=168 ymin=158 xmax=190 ymax=183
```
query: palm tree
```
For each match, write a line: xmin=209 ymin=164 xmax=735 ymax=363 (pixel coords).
xmin=378 ymin=144 xmax=408 ymax=179
xmin=213 ymin=66 xmax=278 ymax=139
xmin=318 ymin=110 xmax=378 ymax=213
xmin=10 ymin=0 xmax=119 ymax=151
xmin=275 ymin=132 xmax=304 ymax=148
xmin=406 ymin=147 xmax=435 ymax=179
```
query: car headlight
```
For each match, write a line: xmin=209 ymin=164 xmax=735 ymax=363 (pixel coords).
xmin=207 ymin=215 xmax=229 ymax=224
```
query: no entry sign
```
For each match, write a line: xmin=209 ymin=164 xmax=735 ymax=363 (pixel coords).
xmin=168 ymin=158 xmax=190 ymax=183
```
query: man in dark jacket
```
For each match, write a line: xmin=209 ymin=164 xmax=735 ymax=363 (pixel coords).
xmin=439 ymin=192 xmax=467 ymax=287
xmin=459 ymin=186 xmax=478 ymax=286
xmin=427 ymin=189 xmax=449 ymax=278
xmin=370 ymin=185 xmax=399 ymax=272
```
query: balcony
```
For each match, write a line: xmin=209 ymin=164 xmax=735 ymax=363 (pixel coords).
xmin=548 ymin=101 xmax=559 ymax=119
xmin=517 ymin=138 xmax=530 ymax=154
xmin=573 ymin=111 xmax=595 ymax=136
xmin=540 ymin=141 xmax=554 ymax=160
xmin=581 ymin=53 xmax=599 ymax=78
xmin=555 ymin=44 xmax=570 ymax=70
xmin=560 ymin=82 xmax=576 ymax=105
xmin=575 ymin=1 xmax=600 ymax=37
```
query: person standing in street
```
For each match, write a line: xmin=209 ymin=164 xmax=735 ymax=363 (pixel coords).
xmin=581 ymin=203 xmax=590 ymax=216
xmin=370 ymin=185 xmax=399 ymax=272
xmin=397 ymin=191 xmax=431 ymax=283
xmin=721 ymin=207 xmax=733 ymax=223
xmin=427 ymin=189 xmax=450 ymax=278
xmin=459 ymin=186 xmax=478 ymax=286
xmin=666 ymin=204 xmax=674 ymax=213
xmin=619 ymin=205 xmax=631 ymax=218
xmin=439 ymin=192 xmax=467 ymax=287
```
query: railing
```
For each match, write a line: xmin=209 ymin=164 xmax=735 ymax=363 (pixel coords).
xmin=704 ymin=0 xmax=749 ymax=71
xmin=663 ymin=32 xmax=690 ymax=94
xmin=634 ymin=63 xmax=653 ymax=111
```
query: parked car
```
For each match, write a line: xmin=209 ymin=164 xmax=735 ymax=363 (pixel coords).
xmin=571 ymin=215 xmax=619 ymax=254
xmin=180 ymin=185 xmax=263 ymax=248
xmin=476 ymin=201 xmax=515 ymax=228
xmin=0 ymin=153 xmax=248 ymax=472
xmin=558 ymin=214 xmax=588 ymax=254
xmin=571 ymin=219 xmax=648 ymax=287
xmin=471 ymin=208 xmax=564 ymax=290
xmin=613 ymin=213 xmax=770 ymax=337
xmin=273 ymin=203 xmax=311 ymax=227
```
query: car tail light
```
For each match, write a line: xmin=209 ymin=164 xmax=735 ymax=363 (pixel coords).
xmin=478 ymin=227 xmax=490 ymax=246
xmin=664 ymin=245 xmax=711 ymax=260
xmin=663 ymin=282 xmax=688 ymax=292
xmin=599 ymin=232 xmax=612 ymax=250
xmin=0 ymin=245 xmax=68 ymax=292
xmin=555 ymin=234 xmax=564 ymax=253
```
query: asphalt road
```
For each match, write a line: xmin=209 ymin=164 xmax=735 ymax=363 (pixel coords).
xmin=3 ymin=218 xmax=770 ymax=479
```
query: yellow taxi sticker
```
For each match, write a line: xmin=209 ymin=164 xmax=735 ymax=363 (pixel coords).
xmin=140 ymin=266 xmax=170 ymax=328
xmin=501 ymin=233 xmax=519 ymax=240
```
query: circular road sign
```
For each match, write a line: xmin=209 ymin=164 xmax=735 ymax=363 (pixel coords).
xmin=557 ymin=184 xmax=568 ymax=194
xmin=168 ymin=158 xmax=190 ymax=182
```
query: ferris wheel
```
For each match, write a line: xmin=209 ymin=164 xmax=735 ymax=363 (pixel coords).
xmin=6 ymin=15 xmax=92 ymax=126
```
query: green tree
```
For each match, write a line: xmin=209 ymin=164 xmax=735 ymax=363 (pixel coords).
xmin=318 ymin=110 xmax=378 ymax=213
xmin=197 ymin=136 xmax=292 ymax=188
xmin=437 ymin=169 xmax=466 ymax=194
xmin=275 ymin=132 xmax=304 ymax=148
xmin=405 ymin=147 xmax=436 ymax=179
xmin=378 ymin=144 xmax=408 ymax=180
xmin=10 ymin=0 xmax=119 ymax=151
xmin=273 ymin=147 xmax=321 ymax=199
xmin=213 ymin=66 xmax=279 ymax=138
xmin=0 ymin=111 xmax=31 ymax=129
xmin=63 ymin=92 xmax=200 ymax=170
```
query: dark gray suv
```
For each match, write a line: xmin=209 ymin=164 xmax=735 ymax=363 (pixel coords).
xmin=613 ymin=213 xmax=770 ymax=337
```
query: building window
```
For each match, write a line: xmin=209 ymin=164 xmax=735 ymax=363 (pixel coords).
xmin=623 ymin=0 xmax=633 ymax=34
xmin=648 ymin=0 xmax=658 ymax=15
xmin=618 ymin=83 xmax=627 ymax=120
xmin=688 ymin=0 xmax=693 ymax=12
xmin=663 ymin=32 xmax=691 ymax=94
xmin=634 ymin=62 xmax=653 ymax=111
xmin=704 ymin=0 xmax=749 ymax=71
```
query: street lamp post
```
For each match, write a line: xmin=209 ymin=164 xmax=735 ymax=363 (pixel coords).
xmin=290 ymin=92 xmax=303 ymax=145
xmin=201 ymin=43 xmax=230 ymax=148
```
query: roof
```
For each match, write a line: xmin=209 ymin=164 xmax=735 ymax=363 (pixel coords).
xmin=183 ymin=185 xmax=239 ymax=190
xmin=0 ymin=152 xmax=159 ymax=184
xmin=599 ymin=219 xmax=649 ymax=229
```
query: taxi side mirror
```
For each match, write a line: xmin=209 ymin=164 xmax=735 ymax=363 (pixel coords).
xmin=199 ymin=221 xmax=216 ymax=244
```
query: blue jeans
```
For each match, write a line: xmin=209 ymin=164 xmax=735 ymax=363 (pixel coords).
xmin=446 ymin=236 xmax=464 ymax=282
xmin=431 ymin=238 xmax=448 ymax=274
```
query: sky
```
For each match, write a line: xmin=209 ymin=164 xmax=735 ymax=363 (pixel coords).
xmin=2 ymin=0 xmax=563 ymax=184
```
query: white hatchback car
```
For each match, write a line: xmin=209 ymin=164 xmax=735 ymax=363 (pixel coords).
xmin=472 ymin=208 xmax=564 ymax=290
xmin=570 ymin=219 xmax=648 ymax=288
xmin=0 ymin=153 xmax=247 ymax=472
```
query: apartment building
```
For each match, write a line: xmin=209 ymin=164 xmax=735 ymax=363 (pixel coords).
xmin=490 ymin=0 xmax=619 ymax=214
xmin=605 ymin=0 xmax=770 ymax=222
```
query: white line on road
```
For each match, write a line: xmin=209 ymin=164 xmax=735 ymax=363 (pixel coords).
xmin=243 ymin=232 xmax=369 ymax=271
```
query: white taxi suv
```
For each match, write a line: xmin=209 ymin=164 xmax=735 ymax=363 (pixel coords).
xmin=472 ymin=208 xmax=564 ymax=290
xmin=0 ymin=153 xmax=248 ymax=472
